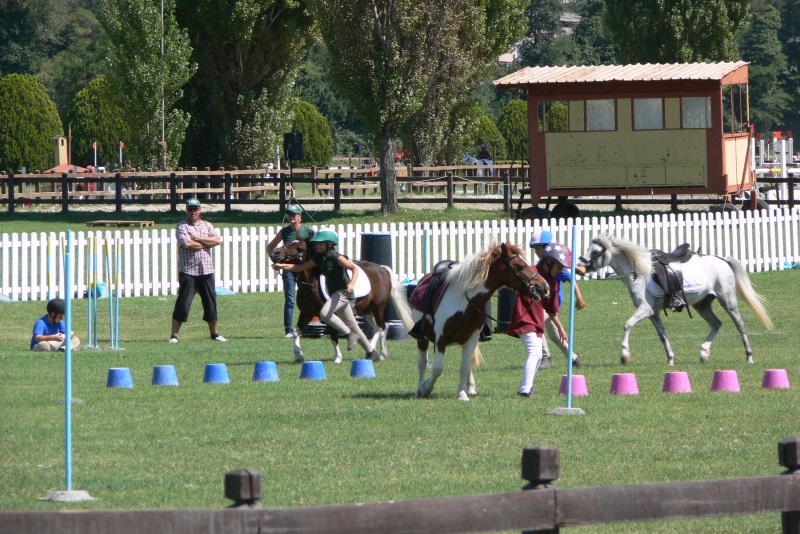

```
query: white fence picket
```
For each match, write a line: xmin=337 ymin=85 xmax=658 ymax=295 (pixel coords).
xmin=2 ymin=209 xmax=800 ymax=302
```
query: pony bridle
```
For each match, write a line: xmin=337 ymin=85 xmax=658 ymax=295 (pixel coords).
xmin=504 ymin=253 xmax=548 ymax=299
xmin=578 ymin=244 xmax=605 ymax=273
xmin=272 ymin=244 xmax=305 ymax=264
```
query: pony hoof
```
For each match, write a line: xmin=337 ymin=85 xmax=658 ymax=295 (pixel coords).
xmin=457 ymin=392 xmax=470 ymax=402
xmin=620 ymin=356 xmax=630 ymax=365
xmin=746 ymin=356 xmax=754 ymax=364
xmin=467 ymin=387 xmax=477 ymax=396
xmin=700 ymin=355 xmax=709 ymax=364
xmin=334 ymin=355 xmax=343 ymax=364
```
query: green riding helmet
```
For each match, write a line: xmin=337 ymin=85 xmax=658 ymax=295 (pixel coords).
xmin=285 ymin=205 xmax=302 ymax=215
xmin=309 ymin=229 xmax=338 ymax=246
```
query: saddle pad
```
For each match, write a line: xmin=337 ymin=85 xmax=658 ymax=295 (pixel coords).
xmin=409 ymin=272 xmax=448 ymax=314
xmin=319 ymin=265 xmax=371 ymax=301
xmin=646 ymin=259 xmax=707 ymax=298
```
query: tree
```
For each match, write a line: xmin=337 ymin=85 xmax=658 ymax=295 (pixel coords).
xmin=177 ymin=0 xmax=315 ymax=169
xmin=573 ymin=0 xmax=618 ymax=65
xmin=740 ymin=2 xmax=790 ymax=134
xmin=469 ymin=112 xmax=507 ymax=161
xmin=68 ymin=78 xmax=129 ymax=168
xmin=604 ymin=0 xmax=750 ymax=63
xmin=0 ymin=0 xmax=72 ymax=76
xmin=317 ymin=0 xmax=526 ymax=213
xmin=518 ymin=0 xmax=564 ymax=66
xmin=292 ymin=100 xmax=334 ymax=168
xmin=498 ymin=99 xmax=529 ymax=163
xmin=0 ymin=74 xmax=63 ymax=172
xmin=778 ymin=0 xmax=800 ymax=137
xmin=99 ymin=0 xmax=195 ymax=169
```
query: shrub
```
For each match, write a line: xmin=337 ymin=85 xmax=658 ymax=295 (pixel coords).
xmin=68 ymin=78 xmax=128 ymax=168
xmin=292 ymin=100 xmax=334 ymax=167
xmin=0 ymin=74 xmax=63 ymax=173
xmin=498 ymin=99 xmax=529 ymax=163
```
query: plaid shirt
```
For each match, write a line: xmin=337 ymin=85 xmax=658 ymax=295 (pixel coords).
xmin=176 ymin=218 xmax=218 ymax=276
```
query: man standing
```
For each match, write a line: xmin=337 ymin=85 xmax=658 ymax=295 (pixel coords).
xmin=267 ymin=204 xmax=315 ymax=337
xmin=169 ymin=198 xmax=227 ymax=342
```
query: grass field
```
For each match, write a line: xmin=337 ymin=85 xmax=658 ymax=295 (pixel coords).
xmin=1 ymin=267 xmax=797 ymax=532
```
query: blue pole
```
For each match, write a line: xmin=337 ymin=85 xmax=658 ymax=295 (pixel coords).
xmin=565 ymin=226 xmax=578 ymax=409
xmin=115 ymin=238 xmax=120 ymax=348
xmin=105 ymin=240 xmax=112 ymax=346
xmin=65 ymin=231 xmax=74 ymax=491
xmin=87 ymin=237 xmax=93 ymax=346
xmin=93 ymin=237 xmax=98 ymax=347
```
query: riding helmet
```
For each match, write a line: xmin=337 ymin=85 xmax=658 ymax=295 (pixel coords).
xmin=47 ymin=298 xmax=66 ymax=315
xmin=309 ymin=229 xmax=338 ymax=246
xmin=530 ymin=229 xmax=553 ymax=248
xmin=542 ymin=242 xmax=572 ymax=268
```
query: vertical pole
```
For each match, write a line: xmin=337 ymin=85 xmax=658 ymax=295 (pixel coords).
xmin=93 ymin=235 xmax=99 ymax=347
xmin=115 ymin=237 xmax=121 ymax=348
xmin=106 ymin=238 xmax=113 ymax=345
xmin=565 ymin=226 xmax=578 ymax=409
xmin=87 ymin=236 xmax=93 ymax=346
xmin=446 ymin=173 xmax=454 ymax=209
xmin=47 ymin=235 xmax=54 ymax=301
xmin=64 ymin=231 xmax=74 ymax=491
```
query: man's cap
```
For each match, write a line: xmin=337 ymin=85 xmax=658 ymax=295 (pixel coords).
xmin=186 ymin=198 xmax=201 ymax=208
xmin=530 ymin=229 xmax=553 ymax=248
xmin=285 ymin=205 xmax=302 ymax=215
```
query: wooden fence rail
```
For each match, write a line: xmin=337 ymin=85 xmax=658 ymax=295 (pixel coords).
xmin=2 ymin=439 xmax=798 ymax=534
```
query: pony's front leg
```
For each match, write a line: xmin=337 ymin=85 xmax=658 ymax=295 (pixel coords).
xmin=467 ymin=370 xmax=477 ymax=397
xmin=457 ymin=339 xmax=479 ymax=401
xmin=292 ymin=332 xmax=304 ymax=363
xmin=621 ymin=306 xmax=655 ymax=365
xmin=332 ymin=338 xmax=344 ymax=364
xmin=647 ymin=314 xmax=676 ymax=365
xmin=417 ymin=344 xmax=443 ymax=398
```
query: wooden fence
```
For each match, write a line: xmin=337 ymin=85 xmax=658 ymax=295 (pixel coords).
xmin=2 ymin=439 xmax=798 ymax=533
xmin=2 ymin=209 xmax=799 ymax=302
xmin=0 ymin=164 xmax=529 ymax=214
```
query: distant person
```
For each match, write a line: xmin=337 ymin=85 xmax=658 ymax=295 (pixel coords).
xmin=529 ymin=230 xmax=585 ymax=369
xmin=169 ymin=198 xmax=227 ymax=343
xmin=31 ymin=298 xmax=80 ymax=351
xmin=273 ymin=229 xmax=380 ymax=362
xmin=267 ymin=204 xmax=315 ymax=337
xmin=477 ymin=144 xmax=491 ymax=161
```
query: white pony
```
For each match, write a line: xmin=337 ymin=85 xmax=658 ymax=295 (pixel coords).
xmin=578 ymin=235 xmax=773 ymax=365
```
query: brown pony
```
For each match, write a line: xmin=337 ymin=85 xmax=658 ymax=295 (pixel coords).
xmin=410 ymin=242 xmax=549 ymax=401
xmin=270 ymin=239 xmax=414 ymax=363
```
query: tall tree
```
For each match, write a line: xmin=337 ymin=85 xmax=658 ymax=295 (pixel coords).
xmin=518 ymin=0 xmax=564 ymax=66
xmin=604 ymin=0 xmax=750 ymax=63
xmin=99 ymin=0 xmax=195 ymax=169
xmin=740 ymin=1 xmax=789 ymax=134
xmin=177 ymin=0 xmax=315 ymax=169
xmin=317 ymin=0 xmax=526 ymax=213
xmin=0 ymin=0 xmax=72 ymax=76
xmin=778 ymin=0 xmax=800 ymax=137
xmin=573 ymin=0 xmax=618 ymax=65
xmin=68 ymin=78 xmax=129 ymax=168
xmin=0 ymin=74 xmax=63 ymax=172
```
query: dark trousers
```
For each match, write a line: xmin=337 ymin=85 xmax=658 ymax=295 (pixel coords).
xmin=172 ymin=272 xmax=218 ymax=323
xmin=282 ymin=270 xmax=297 ymax=333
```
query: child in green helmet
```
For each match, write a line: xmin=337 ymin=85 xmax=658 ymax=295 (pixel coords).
xmin=274 ymin=229 xmax=380 ymax=362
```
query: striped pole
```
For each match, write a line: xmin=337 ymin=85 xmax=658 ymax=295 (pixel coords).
xmin=64 ymin=231 xmax=74 ymax=490
xmin=87 ymin=235 xmax=93 ymax=346
xmin=105 ymin=238 xmax=113 ymax=345
xmin=47 ymin=235 xmax=54 ymax=301
xmin=114 ymin=237 xmax=121 ymax=348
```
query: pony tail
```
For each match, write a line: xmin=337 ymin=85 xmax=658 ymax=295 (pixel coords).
xmin=726 ymin=257 xmax=774 ymax=331
xmin=385 ymin=268 xmax=415 ymax=332
xmin=471 ymin=345 xmax=484 ymax=367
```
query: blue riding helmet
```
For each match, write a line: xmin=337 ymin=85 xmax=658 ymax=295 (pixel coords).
xmin=530 ymin=230 xmax=553 ymax=248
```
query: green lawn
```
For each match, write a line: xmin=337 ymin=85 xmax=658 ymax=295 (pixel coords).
xmin=1 ymin=269 xmax=797 ymax=532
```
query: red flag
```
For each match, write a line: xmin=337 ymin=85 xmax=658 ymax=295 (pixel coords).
xmin=119 ymin=141 xmax=125 ymax=149
xmin=92 ymin=142 xmax=97 ymax=149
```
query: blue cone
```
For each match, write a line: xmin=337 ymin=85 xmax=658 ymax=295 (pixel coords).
xmin=299 ymin=361 xmax=326 ymax=380
xmin=350 ymin=359 xmax=376 ymax=378
xmin=203 ymin=363 xmax=230 ymax=384
xmin=253 ymin=361 xmax=279 ymax=382
xmin=107 ymin=367 xmax=134 ymax=388
xmin=152 ymin=365 xmax=179 ymax=386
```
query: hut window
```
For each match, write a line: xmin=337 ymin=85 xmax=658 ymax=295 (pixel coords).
xmin=682 ymin=97 xmax=711 ymax=128
xmin=633 ymin=98 xmax=664 ymax=130
xmin=538 ymin=100 xmax=568 ymax=132
xmin=586 ymin=99 xmax=615 ymax=131
xmin=722 ymin=83 xmax=749 ymax=133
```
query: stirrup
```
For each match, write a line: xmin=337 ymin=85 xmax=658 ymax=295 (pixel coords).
xmin=671 ymin=296 xmax=686 ymax=312
xmin=408 ymin=318 xmax=426 ymax=340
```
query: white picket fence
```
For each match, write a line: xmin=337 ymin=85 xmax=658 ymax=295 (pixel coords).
xmin=2 ymin=208 xmax=799 ymax=302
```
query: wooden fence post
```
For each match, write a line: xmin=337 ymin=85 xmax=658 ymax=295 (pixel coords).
xmin=334 ymin=175 xmax=341 ymax=211
xmin=447 ymin=173 xmax=454 ymax=209
xmin=7 ymin=173 xmax=15 ymax=214
xmin=61 ymin=172 xmax=69 ymax=213
xmin=780 ymin=438 xmax=800 ymax=533
xmin=279 ymin=174 xmax=287 ymax=212
xmin=115 ymin=173 xmax=123 ymax=212
xmin=521 ymin=446 xmax=559 ymax=534
xmin=169 ymin=173 xmax=178 ymax=212
xmin=224 ymin=469 xmax=261 ymax=508
xmin=504 ymin=173 xmax=511 ymax=212
xmin=224 ymin=172 xmax=232 ymax=212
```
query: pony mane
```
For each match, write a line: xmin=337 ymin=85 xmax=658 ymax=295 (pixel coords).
xmin=594 ymin=235 xmax=652 ymax=275
xmin=445 ymin=241 xmax=527 ymax=291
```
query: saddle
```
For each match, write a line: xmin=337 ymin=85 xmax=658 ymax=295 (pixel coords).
xmin=649 ymin=243 xmax=695 ymax=314
xmin=408 ymin=259 xmax=493 ymax=342
xmin=408 ymin=260 xmax=457 ymax=340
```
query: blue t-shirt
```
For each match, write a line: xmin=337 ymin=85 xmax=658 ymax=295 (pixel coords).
xmin=554 ymin=270 xmax=576 ymax=304
xmin=31 ymin=315 xmax=65 ymax=349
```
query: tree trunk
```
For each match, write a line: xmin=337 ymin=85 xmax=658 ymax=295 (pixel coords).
xmin=379 ymin=129 xmax=398 ymax=214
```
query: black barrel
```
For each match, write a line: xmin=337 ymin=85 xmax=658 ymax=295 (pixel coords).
xmin=495 ymin=287 xmax=516 ymax=333
xmin=360 ymin=232 xmax=399 ymax=321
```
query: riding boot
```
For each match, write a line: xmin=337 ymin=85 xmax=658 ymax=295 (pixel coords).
xmin=409 ymin=317 xmax=427 ymax=340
